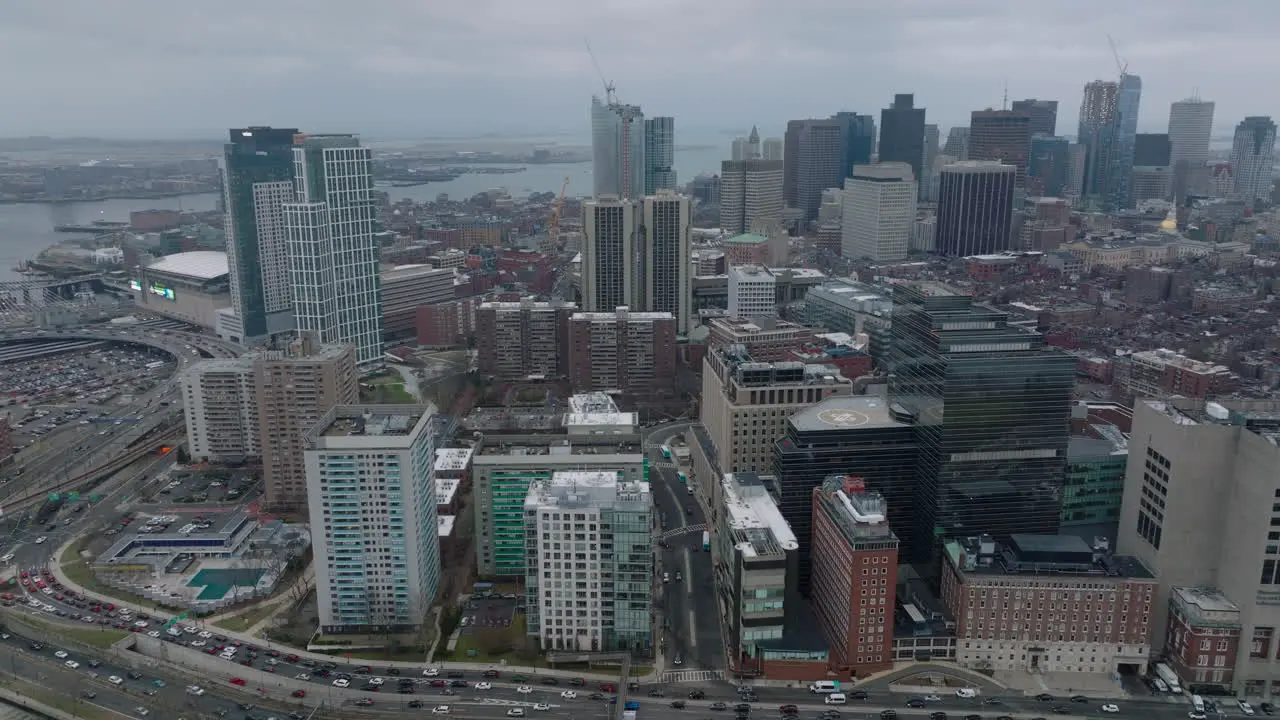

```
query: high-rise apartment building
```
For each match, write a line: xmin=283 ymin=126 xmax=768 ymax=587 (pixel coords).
xmin=642 ymin=191 xmax=691 ymax=334
xmin=1168 ymin=97 xmax=1215 ymax=200
xmin=968 ymin=110 xmax=1032 ymax=188
xmin=878 ymin=94 xmax=927 ymax=185
xmin=810 ymin=475 xmax=899 ymax=676
xmin=943 ymin=126 xmax=970 ymax=160
xmin=727 ymin=265 xmax=776 ymax=319
xmin=643 ymin=116 xmax=676 ymax=194
xmin=475 ymin=300 xmax=574 ymax=380
xmin=524 ymin=470 xmax=652 ymax=653
xmin=1116 ymin=399 xmax=1280 ymax=694
xmin=255 ymin=340 xmax=359 ymax=512
xmin=783 ymin=119 xmax=845 ymax=221
xmin=719 ymin=159 xmax=784 ymax=236
xmin=1010 ymin=99 xmax=1059 ymax=136
xmin=591 ymin=97 xmax=645 ymax=199
xmin=1065 ymin=142 xmax=1088 ymax=202
xmin=222 ymin=126 xmax=298 ymax=342
xmin=1028 ymin=135 xmax=1070 ymax=197
xmin=888 ymin=283 xmax=1076 ymax=554
xmin=282 ymin=134 xmax=382 ymax=365
xmin=304 ymin=405 xmax=440 ymax=633
xmin=181 ymin=359 xmax=260 ymax=462
xmin=566 ymin=309 xmax=677 ymax=395
xmin=581 ymin=196 xmax=639 ymax=312
xmin=1230 ymin=116 xmax=1277 ymax=203
xmin=935 ymin=161 xmax=1016 ymax=256
xmin=1078 ymin=80 xmax=1119 ymax=202
xmin=840 ymin=162 xmax=916 ymax=262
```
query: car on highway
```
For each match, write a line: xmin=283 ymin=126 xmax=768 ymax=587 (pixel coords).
xmin=54 ymin=650 xmax=68 ymax=659
xmin=561 ymin=691 xmax=577 ymax=699
xmin=533 ymin=704 xmax=551 ymax=711
xmin=423 ymin=667 xmax=440 ymax=677
xmin=64 ymin=660 xmax=80 ymax=669
xmin=1240 ymin=701 xmax=1256 ymax=716
xmin=431 ymin=708 xmax=450 ymax=715
xmin=475 ymin=682 xmax=492 ymax=690
xmin=292 ymin=690 xmax=306 ymax=698
xmin=355 ymin=699 xmax=375 ymax=707
xmin=516 ymin=685 xmax=533 ymax=694
xmin=1101 ymin=704 xmax=1121 ymax=714
xmin=956 ymin=688 xmax=978 ymax=699
xmin=229 ymin=677 xmax=246 ymax=686
xmin=506 ymin=710 xmax=525 ymax=718
xmin=332 ymin=678 xmax=350 ymax=688
xmin=1189 ymin=712 xmax=1208 ymax=720
xmin=108 ymin=676 xmax=123 ymax=685
xmin=186 ymin=685 xmax=205 ymax=696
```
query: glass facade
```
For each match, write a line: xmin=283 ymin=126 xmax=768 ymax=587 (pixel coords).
xmin=772 ymin=401 xmax=918 ymax=593
xmin=888 ymin=284 xmax=1076 ymax=557
xmin=602 ymin=502 xmax=653 ymax=652
xmin=1062 ymin=443 xmax=1126 ymax=526
xmin=490 ymin=471 xmax=543 ymax=577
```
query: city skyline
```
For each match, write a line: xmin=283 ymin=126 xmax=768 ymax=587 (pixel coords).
xmin=2 ymin=2 xmax=1278 ymax=138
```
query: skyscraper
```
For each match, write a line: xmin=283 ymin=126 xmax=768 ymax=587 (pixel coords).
xmin=1010 ymin=99 xmax=1059 ymax=136
xmin=943 ymin=126 xmax=970 ymax=160
xmin=922 ymin=123 xmax=940 ymax=199
xmin=1028 ymin=135 xmax=1070 ymax=197
xmin=1229 ymin=116 xmax=1277 ymax=203
xmin=643 ymin=116 xmax=676 ymax=194
xmin=761 ymin=137 xmax=784 ymax=162
xmin=888 ymin=283 xmax=1075 ymax=556
xmin=731 ymin=126 xmax=761 ymax=161
xmin=1077 ymin=80 xmax=1119 ymax=202
xmin=968 ymin=110 xmax=1032 ymax=188
xmin=642 ymin=191 xmax=692 ymax=334
xmin=879 ymin=94 xmax=927 ymax=183
xmin=591 ymin=97 xmax=645 ymax=199
xmin=1110 ymin=74 xmax=1143 ymax=208
xmin=282 ymin=134 xmax=382 ymax=365
xmin=581 ymin=196 xmax=639 ymax=312
xmin=935 ymin=161 xmax=1016 ymax=256
xmin=1168 ymin=97 xmax=1215 ymax=201
xmin=783 ymin=118 xmax=845 ymax=221
xmin=832 ymin=111 xmax=876 ymax=177
xmin=719 ymin=159 xmax=784 ymax=236
xmin=222 ymin=126 xmax=299 ymax=342
xmin=1131 ymin=133 xmax=1173 ymax=203
xmin=840 ymin=162 xmax=916 ymax=262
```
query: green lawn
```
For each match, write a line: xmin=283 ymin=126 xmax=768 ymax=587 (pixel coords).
xmin=58 ymin=542 xmax=170 ymax=614
xmin=16 ymin=614 xmax=128 ymax=649
xmin=0 ymin=676 xmax=115 ymax=719
xmin=213 ymin=601 xmax=281 ymax=632
xmin=360 ymin=375 xmax=417 ymax=404
xmin=341 ymin=647 xmax=429 ymax=662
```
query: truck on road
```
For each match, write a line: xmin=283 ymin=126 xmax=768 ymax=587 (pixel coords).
xmin=702 ymin=530 xmax=710 ymax=551
xmin=622 ymin=700 xmax=639 ymax=720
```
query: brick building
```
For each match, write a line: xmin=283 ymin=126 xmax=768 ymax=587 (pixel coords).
xmin=706 ymin=316 xmax=809 ymax=362
xmin=1165 ymin=586 xmax=1242 ymax=693
xmin=416 ymin=297 xmax=482 ymax=347
xmin=810 ymin=476 xmax=899 ymax=677
xmin=475 ymin=299 xmax=574 ymax=380
xmin=941 ymin=534 xmax=1155 ymax=675
xmin=566 ymin=308 xmax=676 ymax=396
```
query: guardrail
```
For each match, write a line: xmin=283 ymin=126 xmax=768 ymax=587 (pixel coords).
xmin=2 ymin=424 xmax=182 ymax=512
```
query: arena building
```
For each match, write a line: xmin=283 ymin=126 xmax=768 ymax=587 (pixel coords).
xmin=130 ymin=251 xmax=232 ymax=330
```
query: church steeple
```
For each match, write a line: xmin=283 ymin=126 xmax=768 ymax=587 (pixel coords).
xmin=748 ymin=125 xmax=759 ymax=143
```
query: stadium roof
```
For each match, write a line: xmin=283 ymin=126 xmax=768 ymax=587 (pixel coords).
xmin=147 ymin=251 xmax=229 ymax=281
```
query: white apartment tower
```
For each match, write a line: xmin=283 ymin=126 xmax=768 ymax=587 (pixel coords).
xmin=282 ymin=134 xmax=382 ymax=365
xmin=1168 ymin=97 xmax=1215 ymax=200
xmin=304 ymin=405 xmax=440 ymax=633
xmin=719 ymin=159 xmax=784 ymax=236
xmin=841 ymin=162 xmax=917 ymax=262
xmin=581 ymin=196 xmax=639 ymax=312
xmin=727 ymin=265 xmax=776 ymax=319
xmin=592 ymin=97 xmax=646 ymax=200
xmin=181 ymin=359 xmax=260 ymax=462
xmin=524 ymin=470 xmax=653 ymax=653
xmin=1230 ymin=117 xmax=1277 ymax=203
xmin=642 ymin=191 xmax=692 ymax=334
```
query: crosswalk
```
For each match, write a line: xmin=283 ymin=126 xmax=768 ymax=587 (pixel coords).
xmin=650 ymin=460 xmax=677 ymax=470
xmin=657 ymin=524 xmax=707 ymax=542
xmin=660 ymin=669 xmax=725 ymax=683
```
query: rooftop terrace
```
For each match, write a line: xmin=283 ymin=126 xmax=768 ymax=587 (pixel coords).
xmin=721 ymin=472 xmax=798 ymax=559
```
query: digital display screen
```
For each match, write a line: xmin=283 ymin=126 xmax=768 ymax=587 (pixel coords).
xmin=149 ymin=283 xmax=176 ymax=301
xmin=129 ymin=280 xmax=142 ymax=292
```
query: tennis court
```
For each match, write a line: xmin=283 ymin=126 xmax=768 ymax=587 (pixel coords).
xmin=187 ymin=568 xmax=267 ymax=601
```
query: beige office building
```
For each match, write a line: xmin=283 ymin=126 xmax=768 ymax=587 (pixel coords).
xmin=1116 ymin=398 xmax=1280 ymax=696
xmin=181 ymin=359 xmax=260 ymax=462
xmin=254 ymin=339 xmax=358 ymax=513
xmin=698 ymin=345 xmax=852 ymax=474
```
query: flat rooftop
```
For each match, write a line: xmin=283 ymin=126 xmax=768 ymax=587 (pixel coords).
xmin=722 ymin=473 xmax=798 ymax=559
xmin=438 ymin=515 xmax=456 ymax=537
xmin=525 ymin=470 xmax=650 ymax=510
xmin=788 ymin=395 xmax=908 ymax=433
xmin=476 ymin=438 xmax=643 ymax=458
xmin=567 ymin=392 xmax=620 ymax=414
xmin=1172 ymin=585 xmax=1240 ymax=626
xmin=434 ymin=447 xmax=474 ymax=472
xmin=323 ymin=411 xmax=423 ymax=437
xmin=564 ymin=412 xmax=637 ymax=427
xmin=436 ymin=477 xmax=459 ymax=505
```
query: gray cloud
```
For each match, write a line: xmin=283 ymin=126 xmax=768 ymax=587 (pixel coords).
xmin=0 ymin=0 xmax=1273 ymax=140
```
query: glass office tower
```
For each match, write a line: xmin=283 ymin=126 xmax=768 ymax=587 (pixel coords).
xmin=888 ymin=282 xmax=1075 ymax=556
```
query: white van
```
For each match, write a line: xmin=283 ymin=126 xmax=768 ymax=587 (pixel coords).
xmin=809 ymin=681 xmax=840 ymax=694
xmin=825 ymin=693 xmax=847 ymax=705
xmin=1192 ymin=695 xmax=1206 ymax=713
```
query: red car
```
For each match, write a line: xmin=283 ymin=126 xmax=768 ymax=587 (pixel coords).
xmin=292 ymin=690 xmax=306 ymax=698
xmin=430 ymin=680 xmax=446 ymax=687
xmin=284 ymin=654 xmax=300 ymax=662
xmin=229 ymin=678 xmax=246 ymax=686
xmin=600 ymin=684 xmax=616 ymax=692
xmin=20 ymin=572 xmax=28 ymax=579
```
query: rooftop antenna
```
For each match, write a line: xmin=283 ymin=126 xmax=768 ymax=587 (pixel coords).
xmin=1001 ymin=81 xmax=1008 ymax=111
xmin=584 ymin=39 xmax=616 ymax=105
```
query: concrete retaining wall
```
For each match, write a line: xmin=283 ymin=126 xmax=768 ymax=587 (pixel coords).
xmin=0 ymin=688 xmax=80 ymax=720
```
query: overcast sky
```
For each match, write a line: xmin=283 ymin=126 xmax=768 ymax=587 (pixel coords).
xmin=1 ymin=0 xmax=1273 ymax=141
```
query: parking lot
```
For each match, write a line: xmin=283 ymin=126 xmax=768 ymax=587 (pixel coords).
xmin=460 ymin=591 xmax=521 ymax=633
xmin=145 ymin=469 xmax=258 ymax=505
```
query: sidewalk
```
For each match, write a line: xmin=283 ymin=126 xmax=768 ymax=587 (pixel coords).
xmin=48 ymin=536 xmax=661 ymax=682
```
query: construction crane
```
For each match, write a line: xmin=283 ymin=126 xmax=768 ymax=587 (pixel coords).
xmin=547 ymin=176 xmax=570 ymax=252
xmin=1107 ymin=34 xmax=1128 ymax=78
xmin=584 ymin=39 xmax=616 ymax=104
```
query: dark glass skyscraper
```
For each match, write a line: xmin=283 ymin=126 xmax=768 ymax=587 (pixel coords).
xmin=643 ymin=116 xmax=676 ymax=194
xmin=888 ymin=283 xmax=1075 ymax=555
xmin=935 ymin=161 xmax=1016 ymax=256
xmin=772 ymin=396 xmax=918 ymax=591
xmin=968 ymin=110 xmax=1032 ymax=188
xmin=1010 ymin=99 xmax=1059 ymax=137
xmin=223 ymin=126 xmax=299 ymax=341
xmin=879 ymin=94 xmax=926 ymax=185
xmin=832 ymin=111 xmax=876 ymax=177
xmin=782 ymin=118 xmax=844 ymax=221
xmin=1028 ymin=135 xmax=1070 ymax=197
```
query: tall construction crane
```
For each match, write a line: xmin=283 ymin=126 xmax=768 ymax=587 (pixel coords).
xmin=546 ymin=176 xmax=570 ymax=252
xmin=1107 ymin=34 xmax=1128 ymax=78
xmin=584 ymin=39 xmax=616 ymax=104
